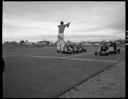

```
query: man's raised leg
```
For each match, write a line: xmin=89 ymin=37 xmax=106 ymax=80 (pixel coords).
xmin=57 ymin=40 xmax=61 ymax=53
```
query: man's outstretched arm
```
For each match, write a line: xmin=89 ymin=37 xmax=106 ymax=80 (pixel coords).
xmin=65 ymin=22 xmax=71 ymax=28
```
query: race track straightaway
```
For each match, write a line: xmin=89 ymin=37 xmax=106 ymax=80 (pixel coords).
xmin=3 ymin=47 xmax=124 ymax=98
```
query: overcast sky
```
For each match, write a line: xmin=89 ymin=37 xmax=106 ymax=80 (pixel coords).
xmin=3 ymin=1 xmax=125 ymax=42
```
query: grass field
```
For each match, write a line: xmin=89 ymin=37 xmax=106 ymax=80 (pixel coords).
xmin=2 ymin=46 xmax=125 ymax=98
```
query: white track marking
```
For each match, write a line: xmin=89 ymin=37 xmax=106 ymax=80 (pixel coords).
xmin=61 ymin=57 xmax=118 ymax=63
xmin=24 ymin=55 xmax=60 ymax=59
xmin=63 ymin=52 xmax=93 ymax=58
xmin=24 ymin=55 xmax=118 ymax=63
xmin=24 ymin=52 xmax=93 ymax=59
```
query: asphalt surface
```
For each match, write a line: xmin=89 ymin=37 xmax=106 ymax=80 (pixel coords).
xmin=2 ymin=46 xmax=125 ymax=98
xmin=59 ymin=59 xmax=125 ymax=98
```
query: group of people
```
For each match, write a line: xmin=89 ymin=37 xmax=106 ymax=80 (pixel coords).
xmin=100 ymin=42 xmax=117 ymax=52
xmin=56 ymin=21 xmax=118 ymax=54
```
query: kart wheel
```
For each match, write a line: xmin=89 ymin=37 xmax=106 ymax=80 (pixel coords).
xmin=95 ymin=52 xmax=97 ymax=56
xmin=118 ymin=49 xmax=120 ymax=54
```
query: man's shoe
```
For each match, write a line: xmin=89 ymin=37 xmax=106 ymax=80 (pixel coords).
xmin=57 ymin=50 xmax=60 ymax=53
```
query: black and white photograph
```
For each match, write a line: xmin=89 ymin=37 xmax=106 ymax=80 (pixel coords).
xmin=2 ymin=1 xmax=125 ymax=98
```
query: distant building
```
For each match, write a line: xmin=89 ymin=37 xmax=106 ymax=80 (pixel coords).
xmin=37 ymin=41 xmax=49 ymax=45
xmin=25 ymin=40 xmax=32 ymax=45
xmin=49 ymin=42 xmax=55 ymax=46
xmin=94 ymin=43 xmax=100 ymax=46
xmin=81 ymin=42 xmax=91 ymax=46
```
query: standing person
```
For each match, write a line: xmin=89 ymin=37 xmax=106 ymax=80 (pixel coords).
xmin=57 ymin=21 xmax=71 ymax=53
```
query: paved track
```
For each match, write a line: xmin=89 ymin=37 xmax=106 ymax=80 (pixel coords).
xmin=2 ymin=46 xmax=125 ymax=98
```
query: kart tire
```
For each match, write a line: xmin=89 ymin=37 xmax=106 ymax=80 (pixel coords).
xmin=118 ymin=49 xmax=120 ymax=54
xmin=95 ymin=52 xmax=97 ymax=56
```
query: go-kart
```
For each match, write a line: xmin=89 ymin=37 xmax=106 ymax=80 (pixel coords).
xmin=63 ymin=43 xmax=87 ymax=54
xmin=95 ymin=46 xmax=120 ymax=56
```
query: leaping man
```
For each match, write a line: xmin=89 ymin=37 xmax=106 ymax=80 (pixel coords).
xmin=57 ymin=21 xmax=71 ymax=53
